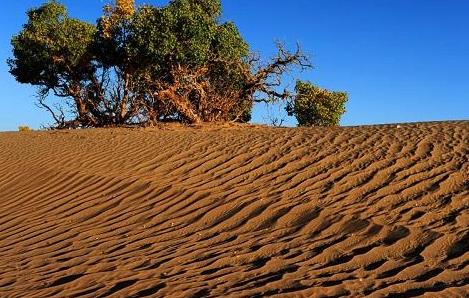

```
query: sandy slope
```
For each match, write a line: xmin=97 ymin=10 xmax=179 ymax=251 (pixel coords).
xmin=0 ymin=121 xmax=468 ymax=297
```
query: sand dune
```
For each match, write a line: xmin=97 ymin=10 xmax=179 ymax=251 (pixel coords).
xmin=0 ymin=121 xmax=468 ymax=297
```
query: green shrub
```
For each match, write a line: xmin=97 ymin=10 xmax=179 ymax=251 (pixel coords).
xmin=287 ymin=81 xmax=348 ymax=127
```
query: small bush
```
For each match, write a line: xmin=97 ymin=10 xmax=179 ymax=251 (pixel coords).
xmin=287 ymin=81 xmax=348 ymax=127
xmin=18 ymin=126 xmax=32 ymax=132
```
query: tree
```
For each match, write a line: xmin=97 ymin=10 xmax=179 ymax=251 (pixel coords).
xmin=8 ymin=0 xmax=143 ymax=128
xmin=8 ymin=1 xmax=96 ymax=128
xmin=286 ymin=81 xmax=348 ymax=127
xmin=9 ymin=0 xmax=345 ymax=129
xmin=125 ymin=0 xmax=253 ymax=123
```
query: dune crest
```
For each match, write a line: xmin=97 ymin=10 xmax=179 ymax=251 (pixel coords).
xmin=0 ymin=121 xmax=468 ymax=297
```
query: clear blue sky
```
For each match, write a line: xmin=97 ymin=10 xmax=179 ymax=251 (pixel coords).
xmin=1 ymin=0 xmax=468 ymax=130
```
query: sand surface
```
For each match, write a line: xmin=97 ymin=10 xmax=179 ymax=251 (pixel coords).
xmin=0 ymin=121 xmax=468 ymax=297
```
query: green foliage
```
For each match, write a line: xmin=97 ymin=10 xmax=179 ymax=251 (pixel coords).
xmin=127 ymin=0 xmax=248 ymax=74
xmin=8 ymin=1 xmax=95 ymax=88
xmin=287 ymin=81 xmax=348 ymax=127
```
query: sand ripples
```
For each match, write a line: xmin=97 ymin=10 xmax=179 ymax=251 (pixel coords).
xmin=0 ymin=122 xmax=468 ymax=297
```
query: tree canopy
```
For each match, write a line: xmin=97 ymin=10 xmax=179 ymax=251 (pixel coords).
xmin=9 ymin=2 xmax=95 ymax=87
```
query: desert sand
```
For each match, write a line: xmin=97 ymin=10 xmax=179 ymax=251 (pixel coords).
xmin=0 ymin=121 xmax=468 ymax=297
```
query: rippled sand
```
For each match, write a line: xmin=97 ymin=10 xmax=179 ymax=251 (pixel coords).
xmin=0 ymin=121 xmax=468 ymax=297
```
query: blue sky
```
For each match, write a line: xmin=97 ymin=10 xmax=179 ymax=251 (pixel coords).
xmin=1 ymin=0 xmax=468 ymax=130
